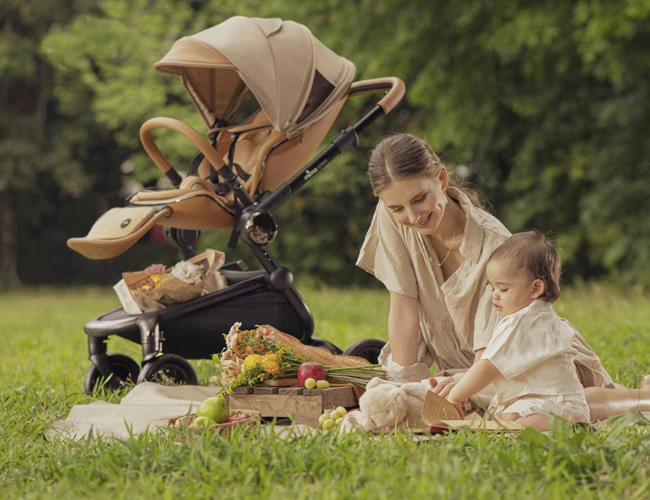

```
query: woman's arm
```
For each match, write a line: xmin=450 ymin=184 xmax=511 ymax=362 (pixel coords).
xmin=387 ymin=291 xmax=420 ymax=366
xmin=447 ymin=359 xmax=501 ymax=405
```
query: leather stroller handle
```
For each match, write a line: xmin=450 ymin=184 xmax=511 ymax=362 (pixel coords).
xmin=140 ymin=117 xmax=226 ymax=183
xmin=349 ymin=77 xmax=406 ymax=114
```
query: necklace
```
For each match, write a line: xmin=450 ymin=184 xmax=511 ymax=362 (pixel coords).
xmin=436 ymin=229 xmax=457 ymax=267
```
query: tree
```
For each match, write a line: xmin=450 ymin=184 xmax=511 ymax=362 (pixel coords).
xmin=0 ymin=0 xmax=97 ymax=286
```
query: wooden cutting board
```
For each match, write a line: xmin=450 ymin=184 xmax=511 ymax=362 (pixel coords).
xmin=263 ymin=378 xmax=301 ymax=387
xmin=261 ymin=378 xmax=357 ymax=388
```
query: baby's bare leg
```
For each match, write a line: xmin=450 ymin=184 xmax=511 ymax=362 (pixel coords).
xmin=514 ymin=414 xmax=552 ymax=431
xmin=495 ymin=412 xmax=521 ymax=422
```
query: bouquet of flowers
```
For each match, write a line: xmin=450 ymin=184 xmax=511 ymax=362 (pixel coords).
xmin=115 ymin=249 xmax=227 ymax=313
xmin=212 ymin=323 xmax=386 ymax=394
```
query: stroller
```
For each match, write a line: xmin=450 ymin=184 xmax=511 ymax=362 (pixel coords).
xmin=67 ymin=16 xmax=405 ymax=394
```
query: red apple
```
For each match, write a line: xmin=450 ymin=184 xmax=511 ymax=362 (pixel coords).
xmin=298 ymin=362 xmax=326 ymax=387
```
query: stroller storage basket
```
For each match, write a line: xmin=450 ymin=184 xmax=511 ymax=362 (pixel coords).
xmin=86 ymin=288 xmax=302 ymax=361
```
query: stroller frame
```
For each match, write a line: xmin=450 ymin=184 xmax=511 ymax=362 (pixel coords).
xmin=83 ymin=79 xmax=403 ymax=393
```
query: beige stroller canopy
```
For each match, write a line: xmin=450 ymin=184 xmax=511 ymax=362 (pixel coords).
xmin=155 ymin=16 xmax=356 ymax=137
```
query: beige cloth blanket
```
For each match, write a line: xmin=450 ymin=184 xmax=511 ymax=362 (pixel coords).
xmin=47 ymin=382 xmax=317 ymax=441
xmin=46 ymin=383 xmax=216 ymax=441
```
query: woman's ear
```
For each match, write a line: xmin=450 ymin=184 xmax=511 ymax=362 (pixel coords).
xmin=531 ymin=279 xmax=545 ymax=299
xmin=438 ymin=166 xmax=449 ymax=190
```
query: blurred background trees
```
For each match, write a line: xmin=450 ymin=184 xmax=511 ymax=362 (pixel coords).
xmin=1 ymin=0 xmax=649 ymax=288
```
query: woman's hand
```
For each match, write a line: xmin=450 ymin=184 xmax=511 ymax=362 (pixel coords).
xmin=428 ymin=376 xmax=456 ymax=398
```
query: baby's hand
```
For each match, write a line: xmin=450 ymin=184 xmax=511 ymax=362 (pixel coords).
xmin=429 ymin=378 xmax=465 ymax=418
xmin=428 ymin=377 xmax=456 ymax=398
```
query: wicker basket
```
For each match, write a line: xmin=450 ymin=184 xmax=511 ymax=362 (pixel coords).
xmin=168 ymin=410 xmax=261 ymax=435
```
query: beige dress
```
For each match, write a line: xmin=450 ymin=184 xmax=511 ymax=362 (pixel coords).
xmin=482 ymin=299 xmax=590 ymax=421
xmin=357 ymin=187 xmax=613 ymax=397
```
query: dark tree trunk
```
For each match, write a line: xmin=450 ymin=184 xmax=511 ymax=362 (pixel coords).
xmin=0 ymin=188 xmax=21 ymax=287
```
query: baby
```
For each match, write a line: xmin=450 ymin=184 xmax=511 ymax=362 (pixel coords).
xmin=445 ymin=230 xmax=589 ymax=430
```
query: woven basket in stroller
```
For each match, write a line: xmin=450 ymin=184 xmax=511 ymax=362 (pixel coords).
xmin=67 ymin=16 xmax=405 ymax=393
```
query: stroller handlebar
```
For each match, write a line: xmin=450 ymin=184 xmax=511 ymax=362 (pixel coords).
xmin=140 ymin=117 xmax=227 ymax=187
xmin=349 ymin=77 xmax=406 ymax=115
xmin=256 ymin=77 xmax=406 ymax=214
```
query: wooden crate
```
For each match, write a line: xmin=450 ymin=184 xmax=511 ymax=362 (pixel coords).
xmin=226 ymin=385 xmax=358 ymax=428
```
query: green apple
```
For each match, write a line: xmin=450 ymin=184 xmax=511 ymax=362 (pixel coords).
xmin=196 ymin=396 xmax=229 ymax=424
xmin=191 ymin=416 xmax=217 ymax=428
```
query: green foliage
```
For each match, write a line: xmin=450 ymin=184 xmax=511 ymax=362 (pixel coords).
xmin=3 ymin=0 xmax=649 ymax=286
xmin=0 ymin=0 xmax=95 ymax=193
xmin=255 ymin=0 xmax=650 ymax=286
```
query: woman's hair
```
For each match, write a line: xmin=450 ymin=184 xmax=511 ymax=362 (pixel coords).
xmin=489 ymin=230 xmax=562 ymax=303
xmin=367 ymin=133 xmax=482 ymax=207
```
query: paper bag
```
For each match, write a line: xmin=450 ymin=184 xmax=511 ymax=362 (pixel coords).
xmin=119 ymin=249 xmax=227 ymax=313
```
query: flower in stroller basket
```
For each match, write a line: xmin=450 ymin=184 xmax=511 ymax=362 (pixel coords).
xmin=117 ymin=249 xmax=227 ymax=313
xmin=126 ymin=260 xmax=203 ymax=309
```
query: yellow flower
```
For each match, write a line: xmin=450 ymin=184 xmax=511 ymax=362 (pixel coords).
xmin=262 ymin=353 xmax=277 ymax=362
xmin=243 ymin=354 xmax=263 ymax=370
xmin=262 ymin=359 xmax=280 ymax=374
xmin=150 ymin=274 xmax=165 ymax=288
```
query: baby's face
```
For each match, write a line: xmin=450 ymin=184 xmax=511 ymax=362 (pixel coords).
xmin=486 ymin=259 xmax=537 ymax=317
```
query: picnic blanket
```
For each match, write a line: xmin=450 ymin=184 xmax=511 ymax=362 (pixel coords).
xmin=46 ymin=383 xmax=216 ymax=440
xmin=46 ymin=383 xmax=316 ymax=441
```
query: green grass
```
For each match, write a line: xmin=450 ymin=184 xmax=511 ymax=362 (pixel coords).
xmin=1 ymin=285 xmax=650 ymax=499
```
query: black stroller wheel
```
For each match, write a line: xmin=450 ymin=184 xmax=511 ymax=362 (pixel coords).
xmin=342 ymin=338 xmax=386 ymax=364
xmin=310 ymin=336 xmax=343 ymax=355
xmin=84 ymin=353 xmax=140 ymax=395
xmin=137 ymin=354 xmax=199 ymax=386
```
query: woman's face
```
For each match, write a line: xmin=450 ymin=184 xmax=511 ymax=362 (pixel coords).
xmin=378 ymin=170 xmax=448 ymax=236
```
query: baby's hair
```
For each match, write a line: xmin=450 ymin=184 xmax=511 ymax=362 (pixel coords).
xmin=489 ymin=230 xmax=562 ymax=303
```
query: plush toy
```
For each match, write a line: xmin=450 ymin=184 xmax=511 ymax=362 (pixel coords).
xmin=353 ymin=377 xmax=430 ymax=433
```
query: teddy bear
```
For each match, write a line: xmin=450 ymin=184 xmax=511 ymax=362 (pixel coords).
xmin=340 ymin=377 xmax=431 ymax=433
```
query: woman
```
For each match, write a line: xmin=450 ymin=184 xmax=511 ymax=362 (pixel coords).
xmin=357 ymin=133 xmax=649 ymax=420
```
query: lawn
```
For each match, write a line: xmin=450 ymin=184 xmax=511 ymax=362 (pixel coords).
xmin=1 ymin=285 xmax=650 ymax=499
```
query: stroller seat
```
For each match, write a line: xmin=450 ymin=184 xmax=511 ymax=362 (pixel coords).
xmin=133 ymin=176 xmax=217 ymax=201
xmin=68 ymin=93 xmax=347 ymax=260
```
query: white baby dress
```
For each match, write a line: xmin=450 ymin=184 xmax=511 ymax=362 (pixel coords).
xmin=481 ymin=299 xmax=590 ymax=421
